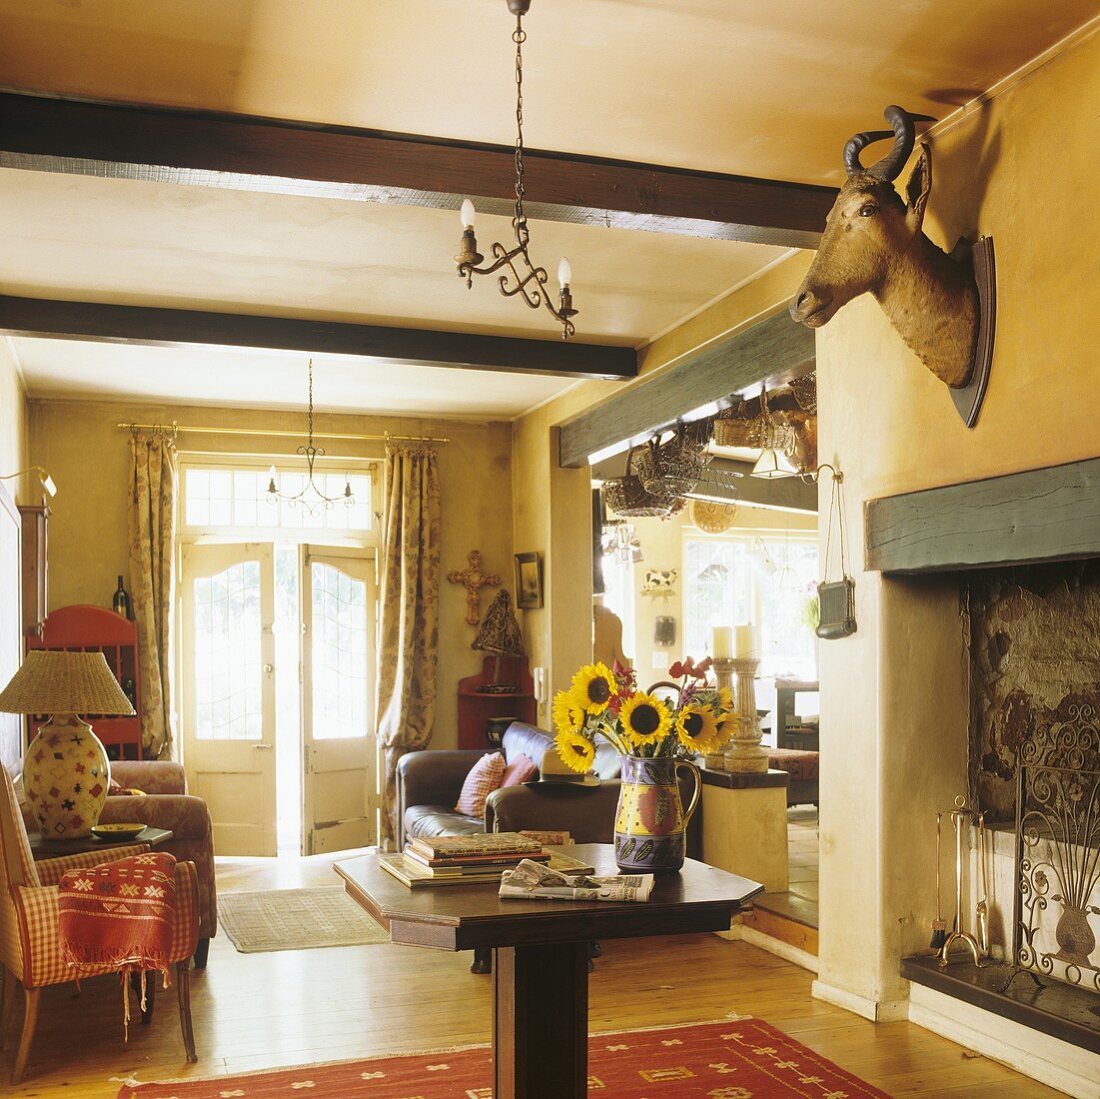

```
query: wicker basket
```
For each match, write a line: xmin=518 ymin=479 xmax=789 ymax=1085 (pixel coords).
xmin=602 ymin=447 xmax=678 ymax=518
xmin=634 ymin=423 xmax=710 ymax=497
xmin=712 ymin=399 xmax=769 ymax=449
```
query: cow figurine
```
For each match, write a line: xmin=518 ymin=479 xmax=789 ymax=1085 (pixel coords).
xmin=790 ymin=106 xmax=979 ymax=389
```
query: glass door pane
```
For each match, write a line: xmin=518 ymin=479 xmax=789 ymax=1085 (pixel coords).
xmin=192 ymin=560 xmax=262 ymax=740
xmin=310 ymin=560 xmax=369 ymax=740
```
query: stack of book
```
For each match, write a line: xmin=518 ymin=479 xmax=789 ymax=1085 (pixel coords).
xmin=378 ymin=831 xmax=591 ymax=889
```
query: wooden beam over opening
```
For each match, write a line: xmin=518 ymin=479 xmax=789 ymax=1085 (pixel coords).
xmin=865 ymin=458 xmax=1100 ymax=574
xmin=0 ymin=295 xmax=637 ymax=380
xmin=595 ymin=454 xmax=816 ymax=513
xmin=558 ymin=309 xmax=815 ymax=467
xmin=0 ymin=92 xmax=836 ymax=248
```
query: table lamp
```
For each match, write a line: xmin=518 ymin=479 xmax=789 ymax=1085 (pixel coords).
xmin=0 ymin=650 xmax=135 ymax=839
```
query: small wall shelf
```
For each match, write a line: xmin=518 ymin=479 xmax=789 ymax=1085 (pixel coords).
xmin=457 ymin=655 xmax=535 ymax=750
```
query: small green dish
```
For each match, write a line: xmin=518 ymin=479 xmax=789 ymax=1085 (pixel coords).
xmin=91 ymin=823 xmax=146 ymax=840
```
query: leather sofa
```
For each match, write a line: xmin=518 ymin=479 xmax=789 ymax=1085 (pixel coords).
xmin=396 ymin=721 xmax=702 ymax=858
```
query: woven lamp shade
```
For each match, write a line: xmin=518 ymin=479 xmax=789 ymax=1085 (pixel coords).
xmin=0 ymin=650 xmax=135 ymax=715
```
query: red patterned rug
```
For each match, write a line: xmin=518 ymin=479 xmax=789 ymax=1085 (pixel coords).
xmin=117 ymin=1018 xmax=891 ymax=1097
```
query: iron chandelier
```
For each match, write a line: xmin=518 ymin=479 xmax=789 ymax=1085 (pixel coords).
xmin=267 ymin=359 xmax=353 ymax=517
xmin=454 ymin=0 xmax=578 ymax=339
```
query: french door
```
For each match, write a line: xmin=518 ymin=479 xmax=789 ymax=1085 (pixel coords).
xmin=180 ymin=541 xmax=378 ymax=856
xmin=301 ymin=547 xmax=378 ymax=854
xmin=181 ymin=543 xmax=277 ymax=856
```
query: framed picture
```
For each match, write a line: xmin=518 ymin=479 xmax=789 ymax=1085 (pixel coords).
xmin=514 ymin=552 xmax=543 ymax=609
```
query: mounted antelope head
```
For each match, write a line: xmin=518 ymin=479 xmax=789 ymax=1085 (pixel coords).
xmin=791 ymin=106 xmax=979 ymax=388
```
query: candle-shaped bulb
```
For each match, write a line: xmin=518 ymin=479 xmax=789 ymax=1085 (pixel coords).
xmin=558 ymin=256 xmax=572 ymax=288
xmin=460 ymin=199 xmax=476 ymax=229
xmin=267 ymin=465 xmax=277 ymax=492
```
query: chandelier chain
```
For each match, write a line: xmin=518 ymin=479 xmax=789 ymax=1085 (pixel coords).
xmin=307 ymin=357 xmax=316 ymax=451
xmin=513 ymin=16 xmax=527 ymax=239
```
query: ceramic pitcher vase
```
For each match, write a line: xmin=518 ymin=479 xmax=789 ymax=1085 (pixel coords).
xmin=614 ymin=755 xmax=701 ymax=874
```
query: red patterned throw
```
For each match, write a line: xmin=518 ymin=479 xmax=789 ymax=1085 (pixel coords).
xmin=59 ymin=851 xmax=178 ymax=1032
xmin=117 ymin=1018 xmax=892 ymax=1098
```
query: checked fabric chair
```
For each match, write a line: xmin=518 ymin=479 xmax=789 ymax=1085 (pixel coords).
xmin=0 ymin=766 xmax=199 ymax=1083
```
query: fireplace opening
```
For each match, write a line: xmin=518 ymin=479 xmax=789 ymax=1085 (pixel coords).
xmin=903 ymin=558 xmax=1100 ymax=1053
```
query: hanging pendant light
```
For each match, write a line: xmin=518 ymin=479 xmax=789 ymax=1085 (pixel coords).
xmin=453 ymin=0 xmax=578 ymax=339
xmin=267 ymin=359 xmax=353 ymax=518
xmin=749 ymin=386 xmax=799 ymax=479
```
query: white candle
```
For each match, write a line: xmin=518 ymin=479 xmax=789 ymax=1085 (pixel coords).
xmin=711 ymin=626 xmax=733 ymax=659
xmin=735 ymin=624 xmax=757 ymax=658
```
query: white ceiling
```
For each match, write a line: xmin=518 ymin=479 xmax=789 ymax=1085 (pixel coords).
xmin=8 ymin=338 xmax=579 ymax=420
xmin=1 ymin=0 xmax=1096 ymax=418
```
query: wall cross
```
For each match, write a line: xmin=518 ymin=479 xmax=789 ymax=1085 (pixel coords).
xmin=447 ymin=550 xmax=501 ymax=626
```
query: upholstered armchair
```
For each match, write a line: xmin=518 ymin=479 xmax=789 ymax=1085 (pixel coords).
xmin=101 ymin=761 xmax=217 ymax=966
xmin=0 ymin=767 xmax=199 ymax=1084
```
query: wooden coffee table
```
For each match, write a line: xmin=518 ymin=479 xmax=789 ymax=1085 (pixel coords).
xmin=336 ymin=843 xmax=762 ymax=1099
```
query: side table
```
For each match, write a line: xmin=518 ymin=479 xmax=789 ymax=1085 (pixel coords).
xmin=28 ymin=826 xmax=174 ymax=860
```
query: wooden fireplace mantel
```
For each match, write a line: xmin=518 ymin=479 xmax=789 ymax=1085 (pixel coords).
xmin=865 ymin=456 xmax=1100 ymax=575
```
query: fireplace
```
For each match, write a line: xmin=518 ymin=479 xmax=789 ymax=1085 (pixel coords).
xmin=865 ymin=458 xmax=1100 ymax=1054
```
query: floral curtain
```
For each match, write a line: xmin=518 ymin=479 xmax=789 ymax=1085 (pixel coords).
xmin=127 ymin=430 xmax=177 ymax=759
xmin=376 ymin=444 xmax=441 ymax=847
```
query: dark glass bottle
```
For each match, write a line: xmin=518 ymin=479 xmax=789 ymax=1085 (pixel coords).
xmin=113 ymin=574 xmax=132 ymax=619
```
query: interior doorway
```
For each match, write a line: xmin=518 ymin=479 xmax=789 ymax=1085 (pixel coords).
xmin=180 ymin=540 xmax=379 ymax=857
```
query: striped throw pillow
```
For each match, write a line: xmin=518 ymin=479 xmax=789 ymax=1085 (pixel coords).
xmin=454 ymin=752 xmax=506 ymax=817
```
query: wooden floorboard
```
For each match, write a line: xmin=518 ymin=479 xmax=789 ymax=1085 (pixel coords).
xmin=0 ymin=853 xmax=1065 ymax=1097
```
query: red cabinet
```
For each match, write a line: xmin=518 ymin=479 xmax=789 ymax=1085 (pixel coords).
xmin=25 ymin=604 xmax=143 ymax=760
xmin=457 ymin=656 xmax=536 ymax=749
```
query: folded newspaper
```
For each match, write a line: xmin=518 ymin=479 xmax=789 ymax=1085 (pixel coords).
xmin=498 ymin=858 xmax=654 ymax=903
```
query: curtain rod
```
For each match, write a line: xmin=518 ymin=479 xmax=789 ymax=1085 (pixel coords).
xmin=115 ymin=421 xmax=450 ymax=444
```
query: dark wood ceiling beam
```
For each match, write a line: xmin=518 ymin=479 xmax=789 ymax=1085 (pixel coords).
xmin=0 ymin=295 xmax=637 ymax=380
xmin=558 ymin=309 xmax=814 ymax=467
xmin=0 ymin=92 xmax=835 ymax=248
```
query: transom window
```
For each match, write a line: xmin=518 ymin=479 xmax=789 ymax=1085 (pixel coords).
xmin=182 ymin=464 xmax=375 ymax=533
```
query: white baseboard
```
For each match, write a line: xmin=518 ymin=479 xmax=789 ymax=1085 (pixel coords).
xmin=811 ymin=979 xmax=909 ymax=1022
xmin=908 ymin=983 xmax=1100 ymax=1099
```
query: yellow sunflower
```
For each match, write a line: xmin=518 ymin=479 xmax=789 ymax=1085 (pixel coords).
xmin=552 ymin=690 xmax=587 ymax=737
xmin=676 ymin=704 xmax=721 ymax=753
xmin=716 ymin=686 xmax=734 ymax=712
xmin=619 ymin=692 xmax=673 ymax=747
xmin=555 ymin=728 xmax=596 ymax=773
xmin=716 ymin=712 xmax=739 ymax=747
xmin=570 ymin=662 xmax=617 ymax=715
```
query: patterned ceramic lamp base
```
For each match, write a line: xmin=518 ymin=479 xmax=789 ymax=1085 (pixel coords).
xmin=23 ymin=714 xmax=111 ymax=838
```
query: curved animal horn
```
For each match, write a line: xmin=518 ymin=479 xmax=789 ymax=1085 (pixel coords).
xmin=843 ymin=105 xmax=936 ymax=180
xmin=843 ymin=129 xmax=894 ymax=177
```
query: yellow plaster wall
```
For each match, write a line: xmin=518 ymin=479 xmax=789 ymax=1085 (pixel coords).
xmin=27 ymin=398 xmax=513 ymax=749
xmin=813 ymin=27 xmax=1100 ymax=1014
xmin=0 ymin=342 xmax=28 ymax=501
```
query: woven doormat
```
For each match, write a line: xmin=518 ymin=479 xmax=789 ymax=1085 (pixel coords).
xmin=218 ymin=887 xmax=389 ymax=953
xmin=117 ymin=1018 xmax=892 ymax=1097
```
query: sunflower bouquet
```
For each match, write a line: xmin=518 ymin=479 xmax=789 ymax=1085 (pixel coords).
xmin=552 ymin=659 xmax=736 ymax=774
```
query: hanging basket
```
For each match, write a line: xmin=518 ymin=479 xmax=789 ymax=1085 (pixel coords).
xmin=602 ymin=447 xmax=678 ymax=518
xmin=634 ymin=422 xmax=711 ymax=497
xmin=712 ymin=398 xmax=769 ymax=449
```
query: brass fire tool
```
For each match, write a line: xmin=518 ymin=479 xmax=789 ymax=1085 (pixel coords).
xmin=938 ymin=796 xmax=989 ymax=968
